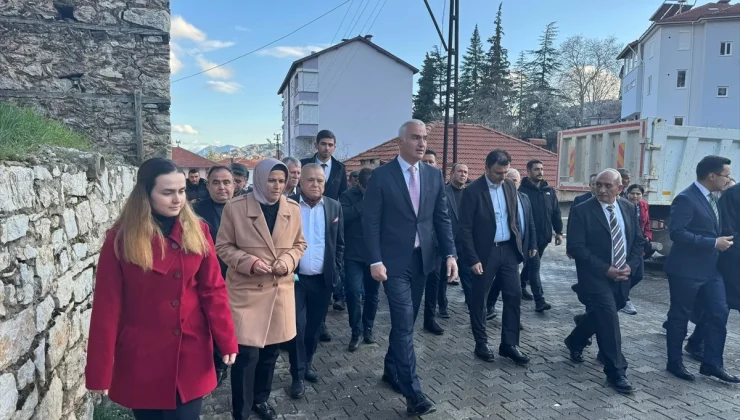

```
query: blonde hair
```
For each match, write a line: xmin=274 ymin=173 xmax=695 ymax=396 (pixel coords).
xmin=113 ymin=166 xmax=209 ymax=270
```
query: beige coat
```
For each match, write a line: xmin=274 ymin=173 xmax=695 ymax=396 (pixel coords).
xmin=215 ymin=194 xmax=306 ymax=348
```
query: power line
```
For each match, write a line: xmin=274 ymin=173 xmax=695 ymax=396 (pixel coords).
xmin=359 ymin=0 xmax=383 ymax=34
xmin=171 ymin=0 xmax=352 ymax=83
xmin=330 ymin=0 xmax=355 ymax=45
xmin=319 ymin=0 xmax=370 ymax=89
xmin=341 ymin=0 xmax=367 ymax=41
xmin=344 ymin=0 xmax=372 ymax=38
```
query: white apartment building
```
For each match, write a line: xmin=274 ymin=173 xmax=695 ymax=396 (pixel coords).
xmin=619 ymin=1 xmax=740 ymax=128
xmin=277 ymin=35 xmax=417 ymax=159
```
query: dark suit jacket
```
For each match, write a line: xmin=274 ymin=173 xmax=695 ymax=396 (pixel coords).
xmin=300 ymin=155 xmax=348 ymax=201
xmin=665 ymin=183 xmax=721 ymax=280
xmin=290 ymin=194 xmax=345 ymax=288
xmin=719 ymin=183 xmax=740 ymax=310
xmin=340 ymin=186 xmax=365 ymax=263
xmin=518 ymin=192 xmax=537 ymax=263
xmin=567 ymin=197 xmax=643 ymax=306
xmin=572 ymin=192 xmax=593 ymax=208
xmin=192 ymin=197 xmax=228 ymax=278
xmin=458 ymin=176 xmax=526 ymax=272
xmin=444 ymin=184 xmax=462 ymax=237
xmin=362 ymin=157 xmax=456 ymax=277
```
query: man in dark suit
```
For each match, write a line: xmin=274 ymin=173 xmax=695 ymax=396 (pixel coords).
xmin=486 ymin=168 xmax=537 ymax=319
xmin=301 ymin=130 xmax=349 ymax=337
xmin=664 ymin=155 xmax=738 ymax=383
xmin=186 ymin=168 xmax=209 ymax=202
xmin=340 ymin=167 xmax=380 ymax=351
xmin=363 ymin=120 xmax=457 ymax=416
xmin=192 ymin=165 xmax=235 ymax=387
xmin=282 ymin=157 xmax=302 ymax=197
xmin=419 ymin=149 xmax=446 ymax=335
xmin=564 ymin=169 xmax=643 ymax=393
xmin=458 ymin=150 xmax=533 ymax=365
xmin=287 ymin=163 xmax=345 ymax=399
xmin=572 ymin=173 xmax=598 ymax=208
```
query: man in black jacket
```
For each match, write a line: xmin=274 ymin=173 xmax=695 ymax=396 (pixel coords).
xmin=186 ymin=168 xmax=209 ymax=202
xmin=573 ymin=173 xmax=598 ymax=208
xmin=192 ymin=165 xmax=235 ymax=387
xmin=340 ymin=167 xmax=379 ymax=351
xmin=518 ymin=159 xmax=562 ymax=309
xmin=287 ymin=163 xmax=345 ymax=399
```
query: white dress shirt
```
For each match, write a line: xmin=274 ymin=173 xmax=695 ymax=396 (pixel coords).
xmin=486 ymin=177 xmax=511 ymax=242
xmin=599 ymin=200 xmax=626 ymax=266
xmin=298 ymin=196 xmax=326 ymax=275
xmin=316 ymin=156 xmax=332 ymax=181
xmin=694 ymin=180 xmax=712 ymax=204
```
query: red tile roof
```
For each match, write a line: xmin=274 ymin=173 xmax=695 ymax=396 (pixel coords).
xmin=343 ymin=122 xmax=558 ymax=182
xmin=216 ymin=157 xmax=264 ymax=168
xmin=660 ymin=2 xmax=740 ymax=22
xmin=171 ymin=147 xmax=215 ymax=169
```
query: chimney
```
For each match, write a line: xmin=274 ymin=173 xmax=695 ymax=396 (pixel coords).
xmin=364 ymin=34 xmax=373 ymax=42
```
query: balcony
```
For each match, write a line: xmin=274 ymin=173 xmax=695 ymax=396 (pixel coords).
xmin=621 ymin=65 xmax=643 ymax=119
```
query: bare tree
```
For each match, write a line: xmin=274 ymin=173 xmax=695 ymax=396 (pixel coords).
xmin=557 ymin=35 xmax=622 ymax=127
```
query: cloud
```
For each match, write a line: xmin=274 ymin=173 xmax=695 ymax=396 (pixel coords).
xmin=198 ymin=40 xmax=236 ymax=52
xmin=234 ymin=25 xmax=250 ymax=32
xmin=196 ymin=56 xmax=234 ymax=79
xmin=206 ymin=81 xmax=242 ymax=94
xmin=172 ymin=124 xmax=199 ymax=135
xmin=258 ymin=45 xmax=328 ymax=58
xmin=170 ymin=48 xmax=183 ymax=74
xmin=171 ymin=15 xmax=206 ymax=42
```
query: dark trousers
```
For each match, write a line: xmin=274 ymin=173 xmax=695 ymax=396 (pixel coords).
xmin=469 ymin=241 xmax=521 ymax=346
xmin=288 ymin=275 xmax=332 ymax=380
xmin=519 ymin=244 xmax=546 ymax=305
xmin=666 ymin=274 xmax=728 ymax=367
xmin=423 ymin=257 xmax=448 ymax=321
xmin=132 ymin=395 xmax=202 ymax=420
xmin=567 ymin=289 xmax=628 ymax=378
xmin=231 ymin=343 xmax=280 ymax=420
xmin=344 ymin=259 xmax=380 ymax=336
xmin=383 ymin=248 xmax=426 ymax=397
xmin=461 ymin=264 xmax=473 ymax=308
xmin=627 ymin=259 xmax=644 ymax=299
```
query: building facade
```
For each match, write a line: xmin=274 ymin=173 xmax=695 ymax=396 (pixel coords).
xmin=278 ymin=35 xmax=417 ymax=159
xmin=619 ymin=1 xmax=740 ymax=128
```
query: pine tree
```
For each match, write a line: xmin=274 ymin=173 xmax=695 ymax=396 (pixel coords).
xmin=524 ymin=22 xmax=561 ymax=146
xmin=412 ymin=52 xmax=440 ymax=123
xmin=511 ymin=51 xmax=530 ymax=137
xmin=430 ymin=45 xmax=448 ymax=108
xmin=458 ymin=25 xmax=485 ymax=120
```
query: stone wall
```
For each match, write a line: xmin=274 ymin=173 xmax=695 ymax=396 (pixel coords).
xmin=0 ymin=0 xmax=171 ymax=164
xmin=0 ymin=149 xmax=136 ymax=420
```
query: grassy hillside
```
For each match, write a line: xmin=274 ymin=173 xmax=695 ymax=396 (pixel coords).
xmin=0 ymin=102 xmax=92 ymax=160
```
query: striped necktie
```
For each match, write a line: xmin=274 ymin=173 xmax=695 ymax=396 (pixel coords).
xmin=709 ymin=193 xmax=719 ymax=222
xmin=607 ymin=205 xmax=626 ymax=269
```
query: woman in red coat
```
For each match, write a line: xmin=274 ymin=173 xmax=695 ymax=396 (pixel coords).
xmin=85 ymin=157 xmax=238 ymax=419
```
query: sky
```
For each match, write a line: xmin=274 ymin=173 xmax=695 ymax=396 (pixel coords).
xmin=170 ymin=0 xmax=666 ymax=151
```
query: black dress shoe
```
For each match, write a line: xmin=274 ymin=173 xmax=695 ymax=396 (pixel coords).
xmin=535 ymin=302 xmax=552 ymax=313
xmin=252 ymin=402 xmax=277 ymax=420
xmin=333 ymin=299 xmax=346 ymax=311
xmin=499 ymin=344 xmax=530 ymax=366
xmin=319 ymin=328 xmax=332 ymax=342
xmin=363 ymin=329 xmax=375 ymax=344
xmin=382 ymin=371 xmax=402 ymax=393
xmin=406 ymin=392 xmax=436 ymax=416
xmin=438 ymin=308 xmax=450 ymax=318
xmin=424 ymin=320 xmax=444 ymax=335
xmin=474 ymin=344 xmax=496 ymax=362
xmin=607 ymin=375 xmax=635 ymax=394
xmin=684 ymin=343 xmax=704 ymax=362
xmin=348 ymin=335 xmax=361 ymax=352
xmin=564 ymin=337 xmax=584 ymax=363
xmin=290 ymin=379 xmax=305 ymax=399
xmin=305 ymin=365 xmax=319 ymax=383
xmin=215 ymin=367 xmax=228 ymax=387
xmin=699 ymin=364 xmax=740 ymax=383
xmin=521 ymin=288 xmax=534 ymax=301
xmin=666 ymin=362 xmax=695 ymax=381
xmin=486 ymin=307 xmax=497 ymax=320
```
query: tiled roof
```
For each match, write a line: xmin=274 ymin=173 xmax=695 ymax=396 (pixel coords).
xmin=342 ymin=123 xmax=558 ymax=182
xmin=171 ymin=147 xmax=215 ymax=169
xmin=659 ymin=2 xmax=740 ymax=22
xmin=216 ymin=157 xmax=264 ymax=169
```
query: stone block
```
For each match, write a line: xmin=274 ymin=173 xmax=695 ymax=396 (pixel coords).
xmin=36 ymin=295 xmax=54 ymax=332
xmin=16 ymin=359 xmax=35 ymax=390
xmin=88 ymin=197 xmax=110 ymax=224
xmin=74 ymin=201 xmax=93 ymax=235
xmin=33 ymin=339 xmax=45 ymax=385
xmin=32 ymin=166 xmax=52 ymax=181
xmin=73 ymin=269 xmax=93 ymax=303
xmin=59 ymin=250 xmax=70 ymax=273
xmin=36 ymin=375 xmax=62 ymax=420
xmin=12 ymin=386 xmax=37 ymax=420
xmin=121 ymin=168 xmax=135 ymax=196
xmin=47 ymin=314 xmax=70 ymax=371
xmin=37 ymin=182 xmax=60 ymax=209
xmin=50 ymin=230 xmax=65 ymax=254
xmin=34 ymin=219 xmax=51 ymax=243
xmin=0 ymin=167 xmax=34 ymax=213
xmin=0 ymin=250 xmax=9 ymax=272
xmin=1 ymin=215 xmax=30 ymax=244
xmin=0 ymin=307 xmax=35 ymax=370
xmin=0 ymin=373 xmax=18 ymax=420
xmin=62 ymin=209 xmax=78 ymax=240
xmin=122 ymin=8 xmax=170 ymax=32
xmin=61 ymin=173 xmax=87 ymax=197
xmin=61 ymin=346 xmax=85 ymax=390
xmin=80 ymin=309 xmax=92 ymax=341
xmin=53 ymin=270 xmax=74 ymax=309
xmin=72 ymin=243 xmax=88 ymax=260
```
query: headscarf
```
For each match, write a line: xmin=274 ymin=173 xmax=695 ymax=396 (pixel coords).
xmin=252 ymin=158 xmax=289 ymax=205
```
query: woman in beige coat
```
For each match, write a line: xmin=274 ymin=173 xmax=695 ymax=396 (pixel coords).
xmin=216 ymin=158 xmax=306 ymax=420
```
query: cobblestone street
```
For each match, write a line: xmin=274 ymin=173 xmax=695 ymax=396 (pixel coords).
xmin=201 ymin=241 xmax=740 ymax=419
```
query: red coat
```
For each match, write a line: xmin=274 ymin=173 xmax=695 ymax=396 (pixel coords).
xmin=637 ymin=199 xmax=652 ymax=241
xmin=85 ymin=220 xmax=238 ymax=410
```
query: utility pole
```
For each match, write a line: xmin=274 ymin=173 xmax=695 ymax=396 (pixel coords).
xmin=274 ymin=133 xmax=282 ymax=159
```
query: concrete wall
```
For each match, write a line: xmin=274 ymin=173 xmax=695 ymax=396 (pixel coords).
xmin=0 ymin=149 xmax=136 ymax=420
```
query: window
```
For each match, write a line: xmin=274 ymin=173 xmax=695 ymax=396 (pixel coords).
xmin=676 ymin=70 xmax=686 ymax=88
xmin=717 ymin=86 xmax=728 ymax=97
xmin=720 ymin=42 xmax=733 ymax=56
xmin=648 ymin=75 xmax=652 ymax=95
xmin=674 ymin=117 xmax=684 ymax=126
xmin=678 ymin=31 xmax=691 ymax=50
xmin=649 ymin=41 xmax=655 ymax=58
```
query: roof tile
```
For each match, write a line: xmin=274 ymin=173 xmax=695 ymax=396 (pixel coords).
xmin=171 ymin=147 xmax=216 ymax=169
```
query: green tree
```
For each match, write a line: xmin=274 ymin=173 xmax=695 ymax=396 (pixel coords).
xmin=458 ymin=25 xmax=485 ymax=119
xmin=524 ymin=22 xmax=561 ymax=147
xmin=430 ymin=45 xmax=448 ymax=109
xmin=413 ymin=52 xmax=441 ymax=122
xmin=205 ymin=147 xmax=220 ymax=162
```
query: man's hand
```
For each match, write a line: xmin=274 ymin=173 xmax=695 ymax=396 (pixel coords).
xmin=471 ymin=263 xmax=483 ymax=276
xmin=271 ymin=260 xmax=288 ymax=276
xmin=529 ymin=249 xmax=537 ymax=258
xmin=445 ymin=257 xmax=458 ymax=282
xmin=606 ymin=266 xmax=630 ymax=281
xmin=716 ymin=236 xmax=734 ymax=251
xmin=252 ymin=260 xmax=272 ymax=275
xmin=222 ymin=353 xmax=237 ymax=366
xmin=371 ymin=263 xmax=388 ymax=282
xmin=555 ymin=234 xmax=563 ymax=246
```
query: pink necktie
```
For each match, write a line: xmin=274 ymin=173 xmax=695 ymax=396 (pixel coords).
xmin=409 ymin=166 xmax=420 ymax=247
